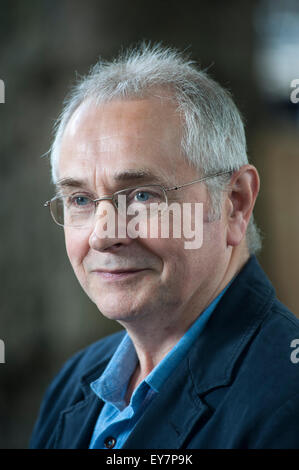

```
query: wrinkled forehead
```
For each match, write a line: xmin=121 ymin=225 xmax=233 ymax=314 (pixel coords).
xmin=58 ymin=96 xmax=194 ymax=187
xmin=63 ymin=95 xmax=183 ymax=144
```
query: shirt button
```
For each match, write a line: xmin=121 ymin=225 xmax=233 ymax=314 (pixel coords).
xmin=104 ymin=436 xmax=117 ymax=449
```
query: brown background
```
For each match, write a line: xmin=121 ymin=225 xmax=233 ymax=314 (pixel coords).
xmin=0 ymin=0 xmax=298 ymax=448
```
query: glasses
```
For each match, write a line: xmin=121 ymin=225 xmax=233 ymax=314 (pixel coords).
xmin=44 ymin=170 xmax=232 ymax=228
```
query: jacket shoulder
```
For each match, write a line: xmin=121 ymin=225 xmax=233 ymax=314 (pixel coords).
xmin=271 ymin=297 xmax=299 ymax=327
xmin=231 ymin=293 xmax=299 ymax=398
xmin=241 ymin=300 xmax=299 ymax=448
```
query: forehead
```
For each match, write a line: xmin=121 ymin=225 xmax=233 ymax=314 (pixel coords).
xmin=58 ymin=97 xmax=196 ymax=187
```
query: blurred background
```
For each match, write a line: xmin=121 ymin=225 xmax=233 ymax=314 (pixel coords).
xmin=0 ymin=0 xmax=298 ymax=449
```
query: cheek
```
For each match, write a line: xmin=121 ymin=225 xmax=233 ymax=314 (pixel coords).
xmin=64 ymin=228 xmax=90 ymax=271
xmin=144 ymin=236 xmax=189 ymax=281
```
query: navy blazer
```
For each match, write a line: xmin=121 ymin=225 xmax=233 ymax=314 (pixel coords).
xmin=30 ymin=256 xmax=299 ymax=449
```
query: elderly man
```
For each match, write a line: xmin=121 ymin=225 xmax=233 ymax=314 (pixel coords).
xmin=31 ymin=45 xmax=299 ymax=449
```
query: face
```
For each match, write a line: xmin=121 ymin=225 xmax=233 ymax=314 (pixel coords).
xmin=58 ymin=96 xmax=230 ymax=331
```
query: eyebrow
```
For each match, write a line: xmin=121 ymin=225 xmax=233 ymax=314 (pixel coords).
xmin=114 ymin=169 xmax=164 ymax=184
xmin=55 ymin=169 xmax=167 ymax=190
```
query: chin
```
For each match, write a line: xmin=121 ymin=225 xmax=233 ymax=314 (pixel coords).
xmin=91 ymin=292 xmax=140 ymax=320
xmin=96 ymin=304 xmax=142 ymax=323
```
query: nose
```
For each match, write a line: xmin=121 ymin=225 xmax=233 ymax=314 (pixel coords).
xmin=88 ymin=199 xmax=131 ymax=252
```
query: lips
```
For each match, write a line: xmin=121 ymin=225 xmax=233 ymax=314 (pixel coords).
xmin=93 ymin=269 xmax=145 ymax=274
xmin=91 ymin=268 xmax=148 ymax=279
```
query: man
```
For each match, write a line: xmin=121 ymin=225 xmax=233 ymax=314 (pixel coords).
xmin=31 ymin=44 xmax=299 ymax=449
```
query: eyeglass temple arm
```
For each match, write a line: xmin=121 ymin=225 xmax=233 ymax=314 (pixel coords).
xmin=165 ymin=170 xmax=233 ymax=191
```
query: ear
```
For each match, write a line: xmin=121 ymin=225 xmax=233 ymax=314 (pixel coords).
xmin=226 ymin=165 xmax=260 ymax=247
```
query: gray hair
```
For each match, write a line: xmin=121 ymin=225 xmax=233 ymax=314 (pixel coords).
xmin=50 ymin=43 xmax=261 ymax=254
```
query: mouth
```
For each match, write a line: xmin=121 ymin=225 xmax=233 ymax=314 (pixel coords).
xmin=91 ymin=269 xmax=148 ymax=280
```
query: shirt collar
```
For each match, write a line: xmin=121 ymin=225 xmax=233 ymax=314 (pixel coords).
xmin=90 ymin=334 xmax=138 ymax=409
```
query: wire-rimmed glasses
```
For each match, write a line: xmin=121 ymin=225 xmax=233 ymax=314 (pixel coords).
xmin=44 ymin=170 xmax=232 ymax=228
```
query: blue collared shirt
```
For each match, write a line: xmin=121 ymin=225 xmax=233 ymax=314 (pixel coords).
xmin=89 ymin=286 xmax=229 ymax=449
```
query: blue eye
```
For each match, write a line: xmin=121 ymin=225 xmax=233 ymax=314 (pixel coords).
xmin=125 ymin=187 xmax=164 ymax=206
xmin=72 ymin=196 xmax=91 ymax=207
xmin=135 ymin=191 xmax=150 ymax=202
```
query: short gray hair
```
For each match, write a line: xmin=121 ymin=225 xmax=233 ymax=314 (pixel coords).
xmin=50 ymin=43 xmax=261 ymax=254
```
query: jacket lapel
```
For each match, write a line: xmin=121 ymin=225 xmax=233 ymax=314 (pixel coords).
xmin=53 ymin=363 xmax=106 ymax=449
xmin=54 ymin=393 xmax=102 ymax=449
xmin=122 ymin=357 xmax=211 ymax=449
